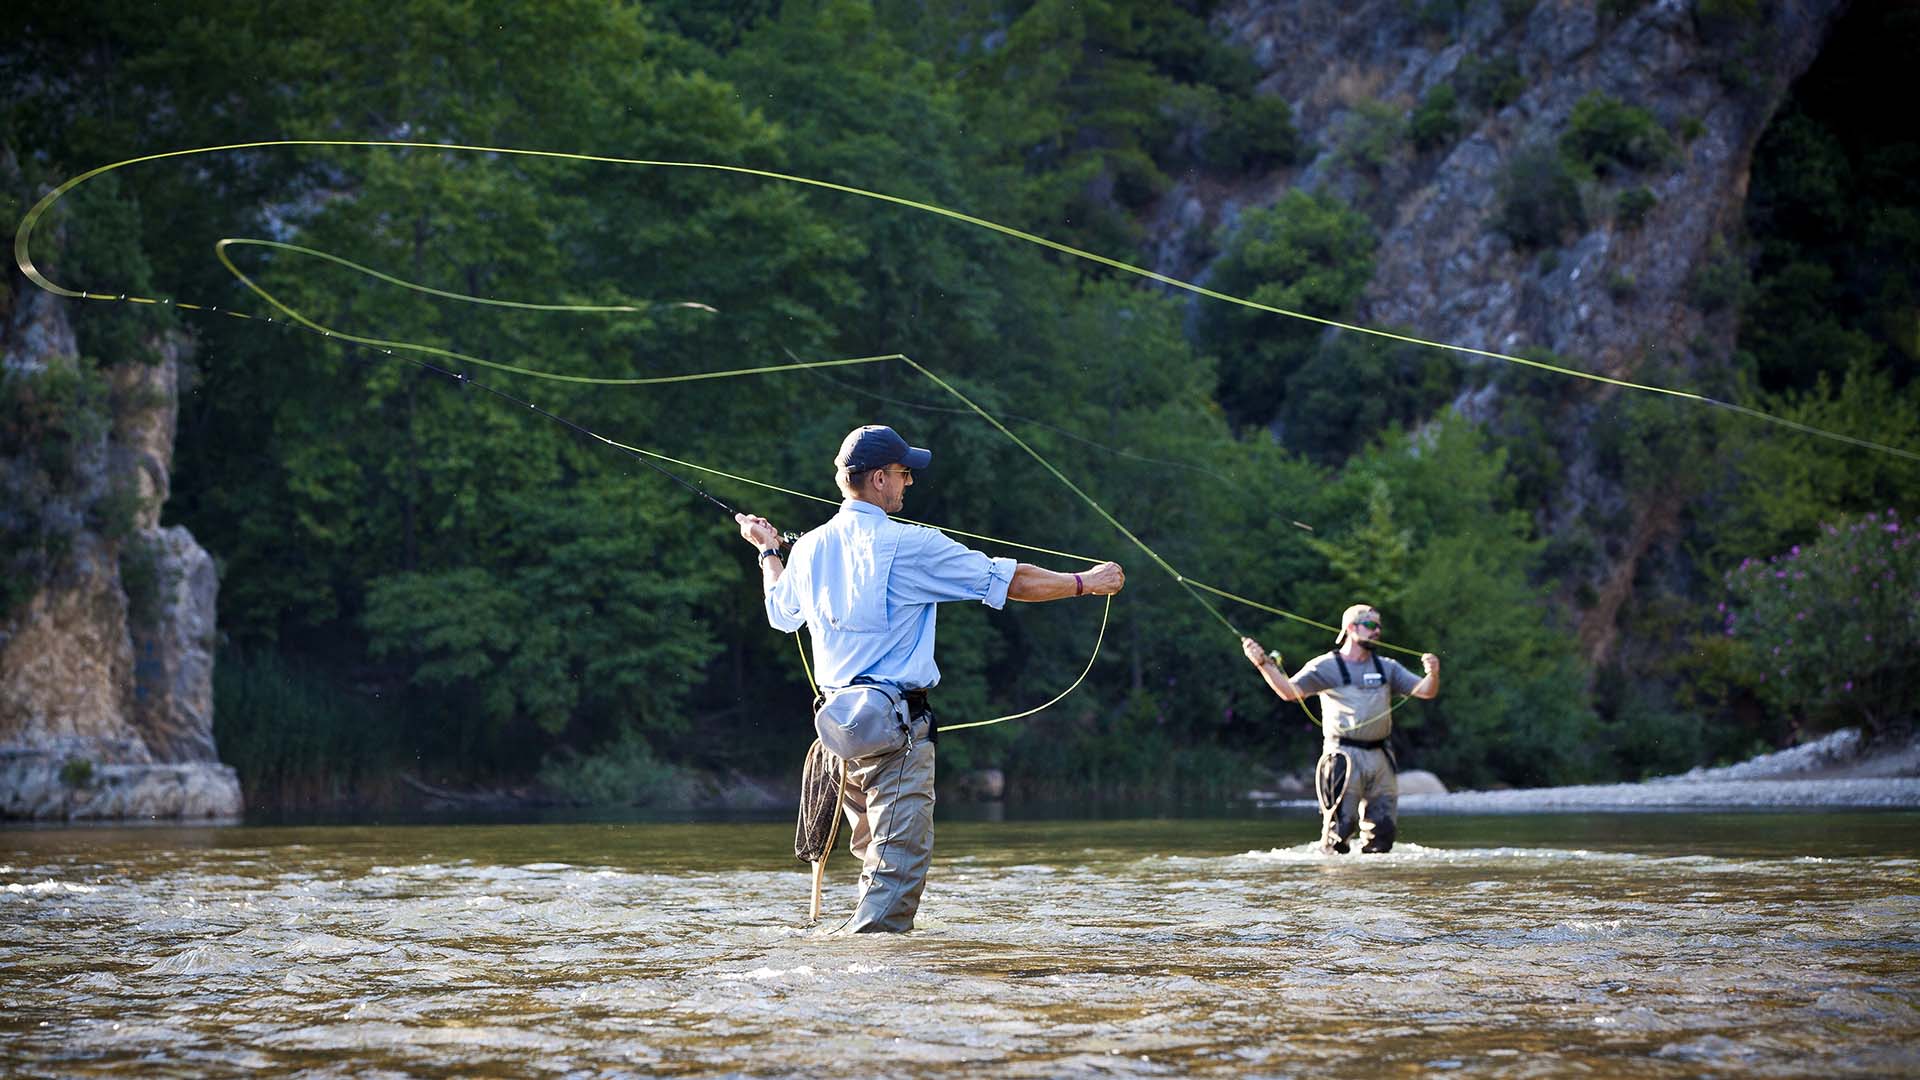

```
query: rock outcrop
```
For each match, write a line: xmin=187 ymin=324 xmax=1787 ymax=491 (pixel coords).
xmin=1163 ymin=0 xmax=1844 ymax=666
xmin=1 ymin=268 xmax=241 ymax=820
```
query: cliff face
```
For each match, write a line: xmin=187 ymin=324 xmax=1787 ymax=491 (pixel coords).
xmin=1162 ymin=0 xmax=1841 ymax=665
xmin=1 ymin=275 xmax=241 ymax=819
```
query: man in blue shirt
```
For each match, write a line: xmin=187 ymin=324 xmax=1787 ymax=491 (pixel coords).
xmin=736 ymin=424 xmax=1124 ymax=931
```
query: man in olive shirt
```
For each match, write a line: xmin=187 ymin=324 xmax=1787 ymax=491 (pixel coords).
xmin=1241 ymin=604 xmax=1439 ymax=853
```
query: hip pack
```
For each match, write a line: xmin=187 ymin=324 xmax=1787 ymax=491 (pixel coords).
xmin=813 ymin=683 xmax=911 ymax=760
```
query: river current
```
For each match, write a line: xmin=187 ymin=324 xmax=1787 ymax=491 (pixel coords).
xmin=4 ymin=811 xmax=1917 ymax=1077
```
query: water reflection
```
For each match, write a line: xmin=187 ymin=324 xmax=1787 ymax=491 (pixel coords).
xmin=5 ymin=813 xmax=1918 ymax=1077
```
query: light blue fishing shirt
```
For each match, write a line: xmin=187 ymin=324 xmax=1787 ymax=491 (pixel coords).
xmin=765 ymin=499 xmax=1016 ymax=691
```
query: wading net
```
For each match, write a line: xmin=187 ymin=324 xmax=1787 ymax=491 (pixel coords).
xmin=795 ymin=738 xmax=843 ymax=864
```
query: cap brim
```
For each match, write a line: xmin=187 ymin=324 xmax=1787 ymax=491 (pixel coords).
xmin=901 ymin=446 xmax=932 ymax=470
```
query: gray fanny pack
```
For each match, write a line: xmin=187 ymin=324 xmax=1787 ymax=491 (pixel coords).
xmin=813 ymin=683 xmax=911 ymax=760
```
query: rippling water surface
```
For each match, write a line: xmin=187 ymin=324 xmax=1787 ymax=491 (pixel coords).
xmin=4 ymin=811 xmax=1918 ymax=1077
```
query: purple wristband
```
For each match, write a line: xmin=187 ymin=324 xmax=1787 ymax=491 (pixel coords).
xmin=1074 ymin=573 xmax=1084 ymax=596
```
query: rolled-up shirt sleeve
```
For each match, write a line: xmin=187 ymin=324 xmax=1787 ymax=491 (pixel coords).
xmin=891 ymin=528 xmax=1017 ymax=610
xmin=764 ymin=567 xmax=807 ymax=633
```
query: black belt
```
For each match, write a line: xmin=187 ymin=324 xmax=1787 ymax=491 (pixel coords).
xmin=904 ymin=689 xmax=936 ymax=743
xmin=1336 ymin=735 xmax=1388 ymax=750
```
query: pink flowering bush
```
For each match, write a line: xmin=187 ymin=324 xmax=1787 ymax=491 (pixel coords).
xmin=1723 ymin=509 xmax=1919 ymax=734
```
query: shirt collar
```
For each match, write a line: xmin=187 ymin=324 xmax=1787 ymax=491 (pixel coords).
xmin=839 ymin=498 xmax=890 ymax=519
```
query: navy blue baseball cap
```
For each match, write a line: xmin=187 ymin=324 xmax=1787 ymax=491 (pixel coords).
xmin=835 ymin=425 xmax=932 ymax=472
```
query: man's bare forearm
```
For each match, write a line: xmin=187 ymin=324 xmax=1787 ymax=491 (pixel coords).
xmin=1008 ymin=561 xmax=1125 ymax=602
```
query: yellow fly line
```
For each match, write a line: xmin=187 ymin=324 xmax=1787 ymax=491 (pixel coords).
xmin=23 ymin=138 xmax=1893 ymax=732
xmin=15 ymin=140 xmax=1918 ymax=463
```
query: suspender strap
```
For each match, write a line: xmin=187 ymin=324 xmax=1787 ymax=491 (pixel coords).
xmin=1332 ymin=653 xmax=1388 ymax=686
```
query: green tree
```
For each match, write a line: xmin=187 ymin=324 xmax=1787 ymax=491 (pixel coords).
xmin=1315 ymin=416 xmax=1594 ymax=787
xmin=1196 ymin=192 xmax=1377 ymax=428
xmin=1275 ymin=332 xmax=1461 ymax=462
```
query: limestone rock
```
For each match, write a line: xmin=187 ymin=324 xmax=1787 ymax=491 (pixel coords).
xmin=1397 ymin=769 xmax=1448 ymax=796
xmin=1162 ymin=0 xmax=1846 ymax=668
xmin=953 ymin=768 xmax=1007 ymax=802
xmin=0 ymin=531 xmax=147 ymax=764
xmin=129 ymin=526 xmax=221 ymax=763
xmin=1 ymin=261 xmax=240 ymax=819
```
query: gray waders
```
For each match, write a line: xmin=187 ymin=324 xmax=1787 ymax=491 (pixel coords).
xmin=1315 ymin=739 xmax=1398 ymax=854
xmin=797 ymin=686 xmax=937 ymax=932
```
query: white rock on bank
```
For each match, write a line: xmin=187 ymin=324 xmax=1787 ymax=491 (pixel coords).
xmin=1397 ymin=769 xmax=1448 ymax=796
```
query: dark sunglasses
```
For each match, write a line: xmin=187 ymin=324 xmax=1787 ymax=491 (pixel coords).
xmin=1356 ymin=619 xmax=1380 ymax=630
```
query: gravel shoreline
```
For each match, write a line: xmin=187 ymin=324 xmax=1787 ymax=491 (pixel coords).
xmin=1400 ymin=776 xmax=1920 ymax=812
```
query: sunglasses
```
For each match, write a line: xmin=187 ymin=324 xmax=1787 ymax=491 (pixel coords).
xmin=883 ymin=467 xmax=914 ymax=479
xmin=1355 ymin=619 xmax=1380 ymax=630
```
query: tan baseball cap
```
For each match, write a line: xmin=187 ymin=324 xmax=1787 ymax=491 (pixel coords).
xmin=1334 ymin=603 xmax=1377 ymax=644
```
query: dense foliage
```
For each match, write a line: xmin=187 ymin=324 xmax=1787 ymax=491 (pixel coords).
xmin=1719 ymin=511 xmax=1918 ymax=738
xmin=4 ymin=0 xmax=1914 ymax=809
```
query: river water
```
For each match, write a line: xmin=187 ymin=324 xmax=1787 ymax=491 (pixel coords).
xmin=4 ymin=810 xmax=1917 ymax=1078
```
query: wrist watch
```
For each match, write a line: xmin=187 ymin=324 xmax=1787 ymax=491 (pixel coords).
xmin=757 ymin=547 xmax=781 ymax=563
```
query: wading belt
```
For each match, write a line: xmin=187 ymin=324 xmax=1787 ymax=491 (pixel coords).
xmin=1333 ymin=734 xmax=1398 ymax=773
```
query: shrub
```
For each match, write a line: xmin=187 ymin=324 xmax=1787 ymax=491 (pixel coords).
xmin=1495 ymin=143 xmax=1586 ymax=249
xmin=1336 ymin=98 xmax=1406 ymax=173
xmin=1722 ymin=510 xmax=1920 ymax=736
xmin=1561 ymin=92 xmax=1675 ymax=176
xmin=1688 ymin=238 xmax=1750 ymax=311
xmin=1 ymin=357 xmax=110 ymax=488
xmin=1615 ymin=186 xmax=1657 ymax=228
xmin=1458 ymin=54 xmax=1525 ymax=111
xmin=89 ymin=483 xmax=145 ymax=543
xmin=1409 ymin=84 xmax=1463 ymax=151
xmin=1203 ymin=94 xmax=1304 ymax=171
xmin=538 ymin=726 xmax=695 ymax=807
xmin=1411 ymin=0 xmax=1467 ymax=36
xmin=1699 ymin=0 xmax=1761 ymax=22
xmin=118 ymin=532 xmax=181 ymax=628
xmin=1500 ymin=0 xmax=1536 ymax=27
xmin=1 ymin=358 xmax=113 ymax=619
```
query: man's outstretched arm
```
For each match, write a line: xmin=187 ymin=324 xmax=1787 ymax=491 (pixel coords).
xmin=1007 ymin=561 xmax=1125 ymax=602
